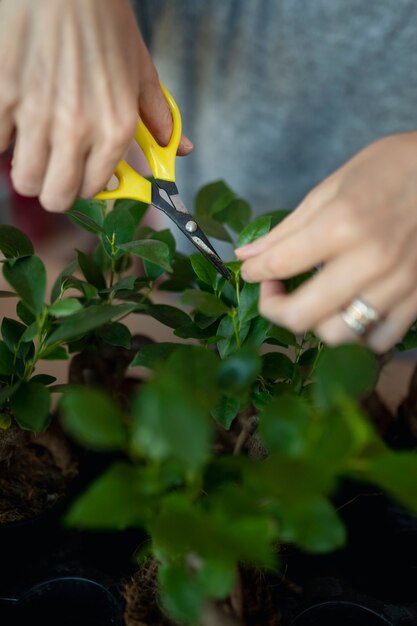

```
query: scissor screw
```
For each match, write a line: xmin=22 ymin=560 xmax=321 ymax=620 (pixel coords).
xmin=185 ymin=220 xmax=197 ymax=233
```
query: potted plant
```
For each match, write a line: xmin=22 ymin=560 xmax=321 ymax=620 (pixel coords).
xmin=1 ymin=181 xmax=417 ymax=625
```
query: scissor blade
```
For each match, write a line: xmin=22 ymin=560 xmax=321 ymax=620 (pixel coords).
xmin=151 ymin=183 xmax=231 ymax=280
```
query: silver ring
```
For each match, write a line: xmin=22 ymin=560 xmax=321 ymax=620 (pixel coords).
xmin=341 ymin=298 xmax=380 ymax=336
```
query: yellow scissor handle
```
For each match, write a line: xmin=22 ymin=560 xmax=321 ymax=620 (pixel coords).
xmin=135 ymin=82 xmax=182 ymax=182
xmin=95 ymin=83 xmax=181 ymax=203
xmin=95 ymin=160 xmax=152 ymax=203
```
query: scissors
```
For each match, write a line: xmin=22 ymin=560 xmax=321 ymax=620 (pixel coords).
xmin=95 ymin=84 xmax=231 ymax=280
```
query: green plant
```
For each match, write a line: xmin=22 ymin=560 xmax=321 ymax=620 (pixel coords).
xmin=2 ymin=181 xmax=417 ymax=623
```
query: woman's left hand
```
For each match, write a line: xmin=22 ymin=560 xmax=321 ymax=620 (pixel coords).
xmin=236 ymin=132 xmax=417 ymax=353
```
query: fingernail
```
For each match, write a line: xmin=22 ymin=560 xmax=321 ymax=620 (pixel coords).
xmin=180 ymin=137 xmax=194 ymax=150
xmin=235 ymin=240 xmax=265 ymax=258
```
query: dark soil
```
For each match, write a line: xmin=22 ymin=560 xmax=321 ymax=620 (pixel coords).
xmin=0 ymin=422 xmax=77 ymax=524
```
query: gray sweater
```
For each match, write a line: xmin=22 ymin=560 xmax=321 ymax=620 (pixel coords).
xmin=136 ymin=1 xmax=417 ymax=214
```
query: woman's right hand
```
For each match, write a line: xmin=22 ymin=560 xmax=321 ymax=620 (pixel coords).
xmin=0 ymin=0 xmax=193 ymax=213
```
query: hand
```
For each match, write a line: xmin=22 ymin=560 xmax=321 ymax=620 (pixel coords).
xmin=236 ymin=132 xmax=417 ymax=353
xmin=0 ymin=0 xmax=193 ymax=212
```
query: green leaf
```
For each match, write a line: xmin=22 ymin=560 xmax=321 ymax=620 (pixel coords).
xmin=3 ymin=256 xmax=46 ymax=314
xmin=30 ymin=374 xmax=57 ymax=385
xmin=236 ymin=216 xmax=271 ymax=248
xmin=119 ymin=240 xmax=172 ymax=272
xmin=113 ymin=197 xmax=148 ymax=225
xmin=190 ymin=254 xmax=218 ymax=289
xmin=48 ymin=298 xmax=83 ymax=318
xmin=1 ymin=318 xmax=27 ymax=351
xmin=243 ymin=316 xmax=270 ymax=348
xmin=262 ymin=352 xmax=294 ymax=381
xmin=145 ymin=304 xmax=191 ymax=330
xmin=266 ymin=325 xmax=298 ymax=348
xmin=365 ymin=452 xmax=417 ymax=514
xmin=182 ymin=289 xmax=230 ymax=316
xmin=159 ymin=562 xmax=204 ymax=625
xmin=76 ymin=250 xmax=106 ymax=290
xmin=259 ymin=394 xmax=313 ymax=457
xmin=0 ymin=290 xmax=17 ymax=298
xmin=98 ymin=322 xmax=131 ymax=349
xmin=143 ymin=229 xmax=176 ymax=280
xmin=16 ymin=301 xmax=36 ymax=326
xmin=130 ymin=342 xmax=180 ymax=369
xmin=19 ymin=322 xmax=38 ymax=343
xmin=40 ymin=345 xmax=69 ymax=360
xmin=131 ymin=348 xmax=218 ymax=469
xmin=238 ymin=282 xmax=259 ymax=324
xmin=211 ymin=395 xmax=240 ymax=430
xmin=46 ymin=303 xmax=137 ymax=345
xmin=192 ymin=215 xmax=232 ymax=242
xmin=65 ymin=463 xmax=148 ymax=530
xmin=218 ymin=348 xmax=262 ymax=393
xmin=102 ymin=204 xmax=138 ymax=256
xmin=60 ymin=387 xmax=127 ymax=450
xmin=195 ymin=180 xmax=236 ymax=217
xmin=11 ymin=382 xmax=51 ymax=431
xmin=67 ymin=198 xmax=105 ymax=234
xmin=0 ymin=341 xmax=14 ymax=375
xmin=216 ymin=316 xmax=250 ymax=359
xmin=0 ymin=225 xmax=34 ymax=258
xmin=217 ymin=198 xmax=252 ymax=233
xmin=280 ymin=496 xmax=346 ymax=553
xmin=50 ymin=260 xmax=78 ymax=303
xmin=315 ymin=344 xmax=378 ymax=406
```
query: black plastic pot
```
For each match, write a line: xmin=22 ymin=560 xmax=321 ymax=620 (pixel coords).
xmin=291 ymin=600 xmax=417 ymax=626
xmin=0 ymin=576 xmax=123 ymax=626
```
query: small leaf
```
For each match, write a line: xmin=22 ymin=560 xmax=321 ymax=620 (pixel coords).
xmin=130 ymin=342 xmax=180 ymax=369
xmin=102 ymin=204 xmax=137 ymax=256
xmin=67 ymin=199 xmax=105 ymax=234
xmin=48 ymin=298 xmax=83 ymax=318
xmin=113 ymin=197 xmax=148 ymax=225
xmin=211 ymin=395 xmax=240 ymax=430
xmin=243 ymin=316 xmax=270 ymax=348
xmin=77 ymin=250 xmax=106 ymax=290
xmin=181 ymin=289 xmax=230 ymax=316
xmin=266 ymin=325 xmax=298 ymax=347
xmin=315 ymin=344 xmax=378 ymax=406
xmin=145 ymin=304 xmax=191 ymax=330
xmin=65 ymin=463 xmax=149 ymax=530
xmin=119 ymin=240 xmax=172 ymax=272
xmin=60 ymin=387 xmax=127 ymax=450
xmin=262 ymin=352 xmax=294 ymax=381
xmin=365 ymin=452 xmax=417 ymax=514
xmin=46 ymin=303 xmax=137 ymax=345
xmin=0 ymin=225 xmax=34 ymax=259
xmin=217 ymin=198 xmax=252 ymax=233
xmin=217 ymin=316 xmax=250 ymax=359
xmin=11 ymin=382 xmax=51 ymax=431
xmin=193 ymin=215 xmax=232 ymax=242
xmin=195 ymin=180 xmax=236 ymax=217
xmin=1 ymin=317 xmax=27 ymax=351
xmin=3 ymin=256 xmax=46 ymax=314
xmin=159 ymin=562 xmax=204 ymax=626
xmin=30 ymin=374 xmax=57 ymax=385
xmin=237 ymin=216 xmax=271 ymax=248
xmin=143 ymin=229 xmax=176 ymax=280
xmin=190 ymin=254 xmax=218 ymax=289
xmin=50 ymin=260 xmax=78 ymax=303
xmin=238 ymin=282 xmax=259 ymax=324
xmin=40 ymin=345 xmax=69 ymax=360
xmin=259 ymin=394 xmax=313 ymax=457
xmin=20 ymin=322 xmax=38 ymax=343
xmin=218 ymin=348 xmax=262 ymax=393
xmin=0 ymin=341 xmax=14 ymax=375
xmin=98 ymin=322 xmax=131 ymax=349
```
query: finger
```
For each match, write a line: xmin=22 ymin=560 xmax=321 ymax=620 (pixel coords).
xmin=139 ymin=77 xmax=193 ymax=156
xmin=240 ymin=198 xmax=354 ymax=283
xmin=367 ymin=290 xmax=417 ymax=353
xmin=10 ymin=108 xmax=50 ymax=197
xmin=79 ymin=114 xmax=137 ymax=198
xmin=0 ymin=114 xmax=14 ymax=154
xmin=39 ymin=138 xmax=86 ymax=212
xmin=257 ymin=240 xmax=401 ymax=334
xmin=315 ymin=245 xmax=417 ymax=346
xmin=235 ymin=173 xmax=340 ymax=259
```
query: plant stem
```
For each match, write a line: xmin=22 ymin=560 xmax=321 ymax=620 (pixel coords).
xmin=230 ymin=310 xmax=241 ymax=349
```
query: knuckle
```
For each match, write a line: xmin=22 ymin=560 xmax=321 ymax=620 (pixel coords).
xmin=331 ymin=196 xmax=364 ymax=244
xmin=102 ymin=116 xmax=136 ymax=153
